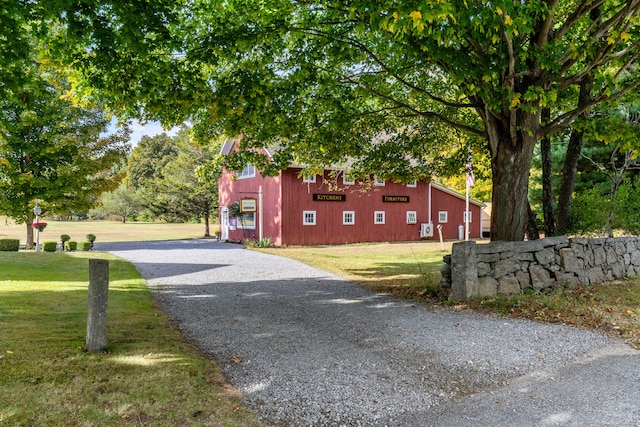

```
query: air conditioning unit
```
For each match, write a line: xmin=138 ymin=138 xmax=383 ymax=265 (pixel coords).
xmin=420 ymin=223 xmax=434 ymax=238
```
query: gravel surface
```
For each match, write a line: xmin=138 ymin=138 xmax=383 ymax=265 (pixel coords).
xmin=98 ymin=239 xmax=616 ymax=426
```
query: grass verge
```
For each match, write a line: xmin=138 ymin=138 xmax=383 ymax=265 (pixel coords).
xmin=1 ymin=217 xmax=213 ymax=245
xmin=0 ymin=251 xmax=259 ymax=427
xmin=256 ymin=241 xmax=640 ymax=349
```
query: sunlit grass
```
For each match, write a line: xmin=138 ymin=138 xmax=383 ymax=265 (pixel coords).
xmin=0 ymin=216 xmax=213 ymax=245
xmin=0 ymin=251 xmax=259 ymax=427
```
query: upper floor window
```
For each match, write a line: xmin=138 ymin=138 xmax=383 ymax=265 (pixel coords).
xmin=237 ymin=164 xmax=256 ymax=179
xmin=374 ymin=177 xmax=385 ymax=186
xmin=303 ymin=174 xmax=317 ymax=183
xmin=406 ymin=180 xmax=417 ymax=188
xmin=343 ymin=174 xmax=355 ymax=185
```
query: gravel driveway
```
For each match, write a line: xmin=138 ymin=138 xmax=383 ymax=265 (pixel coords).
xmin=98 ymin=239 xmax=630 ymax=426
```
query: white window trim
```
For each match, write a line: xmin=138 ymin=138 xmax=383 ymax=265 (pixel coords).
xmin=343 ymin=211 xmax=355 ymax=225
xmin=406 ymin=180 xmax=417 ymax=188
xmin=374 ymin=177 xmax=385 ymax=186
xmin=438 ymin=211 xmax=448 ymax=223
xmin=237 ymin=164 xmax=256 ymax=179
xmin=236 ymin=212 xmax=256 ymax=230
xmin=406 ymin=211 xmax=417 ymax=224
xmin=302 ymin=174 xmax=317 ymax=183
xmin=464 ymin=211 xmax=473 ymax=223
xmin=343 ymin=175 xmax=355 ymax=185
xmin=303 ymin=210 xmax=316 ymax=225
xmin=374 ymin=211 xmax=385 ymax=225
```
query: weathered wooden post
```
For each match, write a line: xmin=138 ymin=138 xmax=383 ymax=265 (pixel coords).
xmin=86 ymin=259 xmax=109 ymax=352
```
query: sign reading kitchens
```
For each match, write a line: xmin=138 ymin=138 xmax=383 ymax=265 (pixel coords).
xmin=313 ymin=193 xmax=346 ymax=202
xmin=382 ymin=195 xmax=410 ymax=203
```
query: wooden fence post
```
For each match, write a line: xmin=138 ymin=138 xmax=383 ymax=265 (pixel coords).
xmin=86 ymin=259 xmax=109 ymax=353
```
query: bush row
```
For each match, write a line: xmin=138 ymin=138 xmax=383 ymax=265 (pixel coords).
xmin=0 ymin=239 xmax=20 ymax=251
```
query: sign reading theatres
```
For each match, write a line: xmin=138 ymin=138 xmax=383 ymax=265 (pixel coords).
xmin=382 ymin=195 xmax=410 ymax=203
xmin=313 ymin=193 xmax=346 ymax=202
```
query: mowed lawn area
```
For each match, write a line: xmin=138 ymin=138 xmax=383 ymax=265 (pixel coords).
xmin=0 ymin=250 xmax=259 ymax=426
xmin=2 ymin=221 xmax=640 ymax=425
xmin=1 ymin=216 xmax=210 ymax=245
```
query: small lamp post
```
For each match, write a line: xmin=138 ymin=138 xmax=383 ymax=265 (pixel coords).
xmin=33 ymin=203 xmax=42 ymax=252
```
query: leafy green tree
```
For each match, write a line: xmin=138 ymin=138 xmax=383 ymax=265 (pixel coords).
xmin=24 ymin=1 xmax=640 ymax=241
xmin=127 ymin=129 xmax=220 ymax=236
xmin=0 ymin=71 xmax=130 ymax=247
xmin=92 ymin=184 xmax=144 ymax=223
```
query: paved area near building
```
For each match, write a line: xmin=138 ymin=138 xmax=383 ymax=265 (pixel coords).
xmin=98 ymin=239 xmax=640 ymax=426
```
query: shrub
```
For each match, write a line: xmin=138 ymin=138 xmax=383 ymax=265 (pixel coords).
xmin=43 ymin=241 xmax=58 ymax=252
xmin=85 ymin=234 xmax=96 ymax=248
xmin=60 ymin=234 xmax=71 ymax=246
xmin=65 ymin=241 xmax=78 ymax=251
xmin=0 ymin=239 xmax=19 ymax=252
xmin=78 ymin=241 xmax=92 ymax=251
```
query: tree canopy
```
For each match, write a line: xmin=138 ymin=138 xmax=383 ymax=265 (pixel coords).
xmin=0 ymin=69 xmax=130 ymax=246
xmin=17 ymin=0 xmax=640 ymax=241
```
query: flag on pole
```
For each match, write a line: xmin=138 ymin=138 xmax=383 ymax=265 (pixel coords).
xmin=466 ymin=154 xmax=475 ymax=188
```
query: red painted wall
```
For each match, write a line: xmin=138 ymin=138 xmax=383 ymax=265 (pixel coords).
xmin=281 ymin=168 xmax=430 ymax=245
xmin=218 ymin=168 xmax=283 ymax=245
xmin=430 ymin=185 xmax=483 ymax=239
xmin=219 ymin=165 xmax=485 ymax=245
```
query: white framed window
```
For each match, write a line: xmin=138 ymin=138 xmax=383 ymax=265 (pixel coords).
xmin=406 ymin=180 xmax=417 ymax=188
xmin=303 ymin=174 xmax=317 ymax=183
xmin=343 ymin=174 xmax=355 ymax=185
xmin=374 ymin=211 xmax=385 ymax=225
xmin=438 ymin=211 xmax=448 ymax=223
xmin=236 ymin=212 xmax=256 ymax=229
xmin=374 ymin=177 xmax=385 ymax=186
xmin=343 ymin=211 xmax=355 ymax=225
xmin=464 ymin=211 xmax=473 ymax=223
xmin=406 ymin=211 xmax=417 ymax=224
xmin=303 ymin=211 xmax=316 ymax=225
xmin=237 ymin=164 xmax=256 ymax=179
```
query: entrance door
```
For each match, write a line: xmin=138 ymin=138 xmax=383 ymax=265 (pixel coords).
xmin=220 ymin=207 xmax=229 ymax=241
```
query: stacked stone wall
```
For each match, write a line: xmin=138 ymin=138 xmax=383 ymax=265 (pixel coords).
xmin=440 ymin=236 xmax=640 ymax=300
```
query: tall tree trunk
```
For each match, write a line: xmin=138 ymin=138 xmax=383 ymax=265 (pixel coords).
xmin=555 ymin=2 xmax=599 ymax=233
xmin=486 ymin=111 xmax=539 ymax=241
xmin=204 ymin=213 xmax=211 ymax=237
xmin=556 ymin=78 xmax=593 ymax=232
xmin=541 ymin=108 xmax=556 ymax=236
xmin=526 ymin=201 xmax=540 ymax=240
xmin=26 ymin=217 xmax=34 ymax=249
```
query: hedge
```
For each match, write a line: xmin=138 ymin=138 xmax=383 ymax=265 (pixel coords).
xmin=78 ymin=241 xmax=92 ymax=251
xmin=0 ymin=239 xmax=19 ymax=251
xmin=43 ymin=241 xmax=58 ymax=252
xmin=64 ymin=241 xmax=78 ymax=251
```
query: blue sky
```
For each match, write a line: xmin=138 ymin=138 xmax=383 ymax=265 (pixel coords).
xmin=107 ymin=118 xmax=180 ymax=146
xmin=128 ymin=120 xmax=180 ymax=145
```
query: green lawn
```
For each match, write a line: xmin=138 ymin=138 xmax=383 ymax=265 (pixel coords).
xmin=1 ymin=216 xmax=213 ymax=245
xmin=0 ymin=251 xmax=259 ymax=427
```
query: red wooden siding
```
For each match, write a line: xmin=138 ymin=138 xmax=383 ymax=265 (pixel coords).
xmin=429 ymin=184 xmax=482 ymax=239
xmin=218 ymin=168 xmax=284 ymax=245
xmin=281 ymin=168 xmax=430 ymax=245
xmin=218 ymin=160 xmax=485 ymax=245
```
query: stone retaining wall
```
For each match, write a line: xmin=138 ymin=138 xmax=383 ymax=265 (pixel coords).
xmin=440 ymin=236 xmax=640 ymax=301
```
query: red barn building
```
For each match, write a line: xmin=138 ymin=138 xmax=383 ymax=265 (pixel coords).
xmin=218 ymin=143 xmax=484 ymax=246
